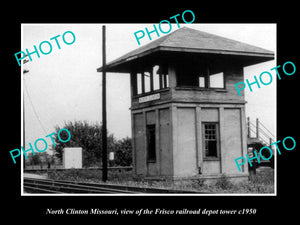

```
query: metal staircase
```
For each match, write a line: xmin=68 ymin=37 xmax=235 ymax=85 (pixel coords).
xmin=247 ymin=117 xmax=275 ymax=168
xmin=247 ymin=117 xmax=275 ymax=146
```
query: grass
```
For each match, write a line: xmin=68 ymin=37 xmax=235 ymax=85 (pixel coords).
xmin=46 ymin=167 xmax=274 ymax=194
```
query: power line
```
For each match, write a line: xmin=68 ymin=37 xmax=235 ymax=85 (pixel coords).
xmin=24 ymin=81 xmax=48 ymax=135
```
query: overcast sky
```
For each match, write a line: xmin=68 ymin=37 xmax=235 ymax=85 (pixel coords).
xmin=22 ymin=23 xmax=276 ymax=149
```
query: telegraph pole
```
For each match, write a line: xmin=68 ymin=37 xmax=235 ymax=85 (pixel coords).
xmin=101 ymin=25 xmax=108 ymax=182
xmin=23 ymin=55 xmax=29 ymax=169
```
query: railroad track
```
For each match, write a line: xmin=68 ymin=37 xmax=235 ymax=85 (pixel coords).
xmin=24 ymin=178 xmax=204 ymax=194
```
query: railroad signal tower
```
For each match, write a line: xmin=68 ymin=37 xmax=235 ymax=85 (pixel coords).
xmin=97 ymin=27 xmax=274 ymax=182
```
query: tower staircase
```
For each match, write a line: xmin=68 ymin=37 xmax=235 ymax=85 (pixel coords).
xmin=247 ymin=117 xmax=275 ymax=168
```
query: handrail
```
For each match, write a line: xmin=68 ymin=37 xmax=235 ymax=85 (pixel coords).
xmin=258 ymin=120 xmax=275 ymax=138
xmin=247 ymin=117 xmax=275 ymax=146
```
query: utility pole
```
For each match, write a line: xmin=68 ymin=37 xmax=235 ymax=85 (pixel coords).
xmin=23 ymin=55 xmax=29 ymax=169
xmin=23 ymin=81 xmax=25 ymax=169
xmin=101 ymin=25 xmax=108 ymax=182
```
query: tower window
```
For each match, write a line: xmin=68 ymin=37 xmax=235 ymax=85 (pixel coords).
xmin=203 ymin=123 xmax=220 ymax=159
xmin=209 ymin=72 xmax=224 ymax=88
xmin=135 ymin=64 xmax=169 ymax=96
xmin=146 ymin=124 xmax=156 ymax=162
xmin=176 ymin=62 xmax=225 ymax=89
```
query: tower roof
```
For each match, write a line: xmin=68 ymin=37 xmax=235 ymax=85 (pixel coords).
xmin=97 ymin=27 xmax=274 ymax=73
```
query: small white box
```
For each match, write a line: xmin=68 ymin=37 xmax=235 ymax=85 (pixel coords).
xmin=63 ymin=147 xmax=82 ymax=169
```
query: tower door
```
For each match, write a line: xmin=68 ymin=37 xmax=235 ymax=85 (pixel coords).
xmin=145 ymin=109 xmax=172 ymax=177
xmin=159 ymin=108 xmax=171 ymax=176
xmin=146 ymin=111 xmax=158 ymax=176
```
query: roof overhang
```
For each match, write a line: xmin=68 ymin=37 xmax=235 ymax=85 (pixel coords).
xmin=97 ymin=47 xmax=274 ymax=73
xmin=97 ymin=27 xmax=274 ymax=74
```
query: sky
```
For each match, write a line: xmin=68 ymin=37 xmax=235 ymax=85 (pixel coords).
xmin=21 ymin=23 xmax=276 ymax=150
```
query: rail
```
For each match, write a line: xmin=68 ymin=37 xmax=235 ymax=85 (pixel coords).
xmin=23 ymin=177 xmax=206 ymax=194
xmin=247 ymin=117 xmax=275 ymax=146
xmin=24 ymin=166 xmax=133 ymax=173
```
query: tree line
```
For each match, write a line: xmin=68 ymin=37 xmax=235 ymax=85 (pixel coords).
xmin=25 ymin=120 xmax=132 ymax=168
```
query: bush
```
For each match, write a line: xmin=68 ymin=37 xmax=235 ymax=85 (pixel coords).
xmin=215 ymin=174 xmax=233 ymax=190
xmin=114 ymin=137 xmax=132 ymax=166
xmin=52 ymin=120 xmax=116 ymax=167
xmin=46 ymin=168 xmax=274 ymax=194
xmin=47 ymin=169 xmax=133 ymax=182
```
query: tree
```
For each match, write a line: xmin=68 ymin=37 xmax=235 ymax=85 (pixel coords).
xmin=26 ymin=152 xmax=54 ymax=168
xmin=28 ymin=153 xmax=41 ymax=165
xmin=52 ymin=120 xmax=116 ymax=167
xmin=114 ymin=137 xmax=132 ymax=166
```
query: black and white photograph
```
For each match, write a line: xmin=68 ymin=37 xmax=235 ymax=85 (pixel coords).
xmin=21 ymin=23 xmax=276 ymax=195
xmin=3 ymin=5 xmax=298 ymax=221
